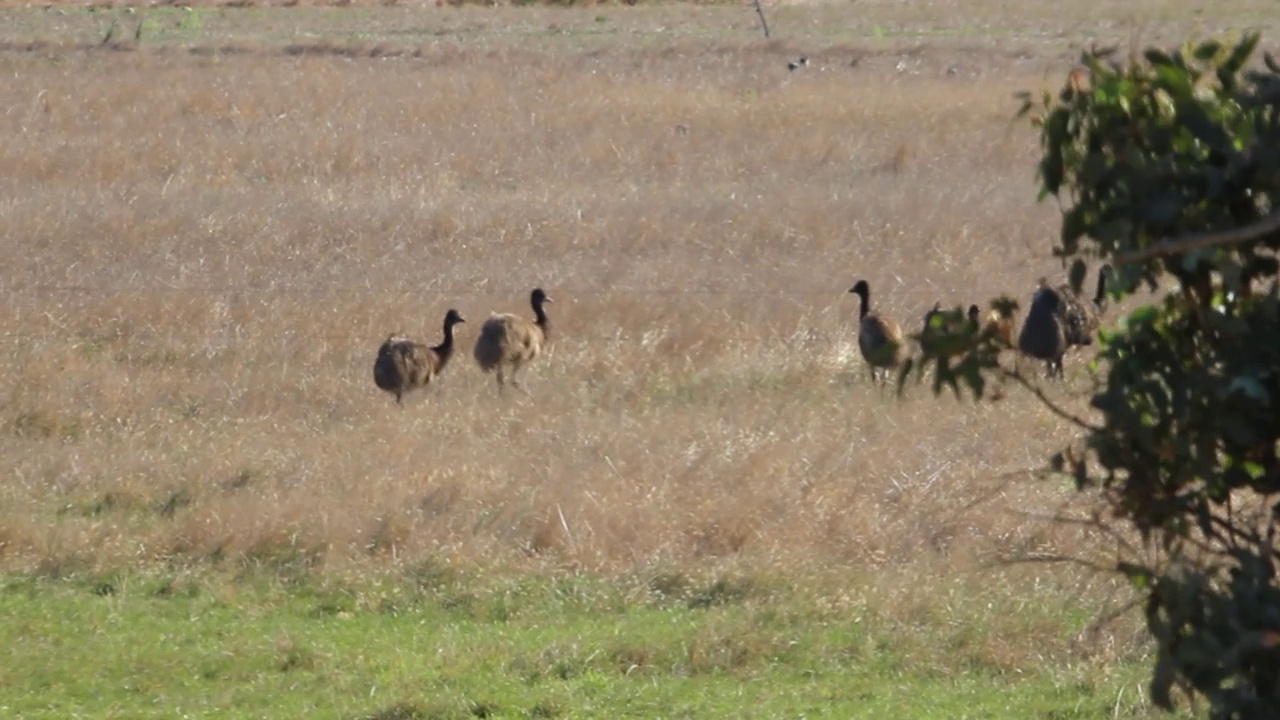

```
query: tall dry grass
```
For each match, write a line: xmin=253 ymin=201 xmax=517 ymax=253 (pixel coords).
xmin=5 ymin=3 xmax=1272 ymax=665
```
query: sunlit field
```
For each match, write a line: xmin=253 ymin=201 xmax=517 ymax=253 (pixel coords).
xmin=2 ymin=1 xmax=1273 ymax=716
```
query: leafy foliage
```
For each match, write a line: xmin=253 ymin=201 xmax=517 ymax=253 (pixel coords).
xmin=910 ymin=34 xmax=1280 ymax=717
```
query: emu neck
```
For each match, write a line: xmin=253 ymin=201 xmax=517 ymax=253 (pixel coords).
xmin=856 ymin=293 xmax=870 ymax=320
xmin=434 ymin=319 xmax=458 ymax=359
xmin=533 ymin=302 xmax=550 ymax=338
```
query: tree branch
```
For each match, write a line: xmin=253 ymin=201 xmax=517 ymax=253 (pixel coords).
xmin=983 ymin=551 xmax=1114 ymax=574
xmin=1209 ymin=512 xmax=1265 ymax=550
xmin=1010 ymin=507 xmax=1141 ymax=556
xmin=1001 ymin=367 xmax=1105 ymax=433
xmin=1080 ymin=596 xmax=1144 ymax=639
xmin=1115 ymin=210 xmax=1280 ymax=265
xmin=751 ymin=0 xmax=771 ymax=39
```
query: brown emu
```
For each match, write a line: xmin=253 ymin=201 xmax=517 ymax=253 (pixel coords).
xmin=373 ymin=309 xmax=466 ymax=404
xmin=473 ymin=288 xmax=553 ymax=395
xmin=849 ymin=279 xmax=904 ymax=385
xmin=1017 ymin=265 xmax=1110 ymax=379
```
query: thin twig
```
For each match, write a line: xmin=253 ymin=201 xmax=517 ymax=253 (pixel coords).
xmin=1226 ymin=493 xmax=1238 ymax=552
xmin=1013 ymin=509 xmax=1141 ymax=556
xmin=1088 ymin=596 xmax=1144 ymax=639
xmin=751 ymin=0 xmax=771 ymax=39
xmin=1209 ymin=512 xmax=1263 ymax=549
xmin=1002 ymin=367 xmax=1105 ymax=433
xmin=983 ymin=551 xmax=1114 ymax=573
xmin=955 ymin=474 xmax=1019 ymax=512
xmin=1114 ymin=210 xmax=1280 ymax=265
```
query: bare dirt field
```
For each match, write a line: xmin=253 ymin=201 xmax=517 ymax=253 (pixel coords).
xmin=2 ymin=0 xmax=1276 ymax=688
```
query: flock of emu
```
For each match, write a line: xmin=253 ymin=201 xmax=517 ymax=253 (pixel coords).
xmin=372 ymin=267 xmax=1111 ymax=404
xmin=374 ymin=288 xmax=552 ymax=402
xmin=848 ymin=264 xmax=1112 ymax=385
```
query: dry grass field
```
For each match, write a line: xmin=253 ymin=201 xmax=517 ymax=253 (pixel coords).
xmin=1 ymin=1 xmax=1276 ymax=715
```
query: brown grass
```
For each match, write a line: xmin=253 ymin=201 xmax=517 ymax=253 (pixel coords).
xmin=3 ymin=0 xmax=1277 ymax=662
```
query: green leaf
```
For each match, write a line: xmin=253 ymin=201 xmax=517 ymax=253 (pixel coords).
xmin=1122 ymin=305 xmax=1159 ymax=330
xmin=1223 ymin=32 xmax=1261 ymax=76
xmin=1045 ymin=107 xmax=1071 ymax=143
xmin=1178 ymin=103 xmax=1234 ymax=152
xmin=1117 ymin=561 xmax=1154 ymax=588
xmin=1144 ymin=49 xmax=1175 ymax=67
xmin=1077 ymin=154 xmax=1112 ymax=189
xmin=1152 ymin=65 xmax=1191 ymax=100
xmin=1061 ymin=205 xmax=1090 ymax=245
xmin=1040 ymin=152 xmax=1064 ymax=195
xmin=1093 ymin=217 xmax=1133 ymax=245
xmin=1038 ymin=110 xmax=1072 ymax=192
xmin=1193 ymin=39 xmax=1223 ymax=62
xmin=1013 ymin=91 xmax=1036 ymax=119
xmin=1139 ymin=194 xmax=1181 ymax=228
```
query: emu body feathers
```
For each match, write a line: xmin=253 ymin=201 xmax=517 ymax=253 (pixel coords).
xmin=374 ymin=309 xmax=465 ymax=404
xmin=474 ymin=288 xmax=553 ymax=394
xmin=849 ymin=279 xmax=904 ymax=385
xmin=1017 ymin=265 xmax=1110 ymax=379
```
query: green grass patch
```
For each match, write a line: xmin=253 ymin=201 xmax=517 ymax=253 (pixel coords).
xmin=0 ymin=568 xmax=1173 ymax=718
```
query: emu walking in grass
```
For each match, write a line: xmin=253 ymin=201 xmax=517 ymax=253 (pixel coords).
xmin=473 ymin=288 xmax=553 ymax=395
xmin=1017 ymin=264 xmax=1111 ymax=379
xmin=374 ymin=309 xmax=466 ymax=404
xmin=849 ymin=279 xmax=904 ymax=386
